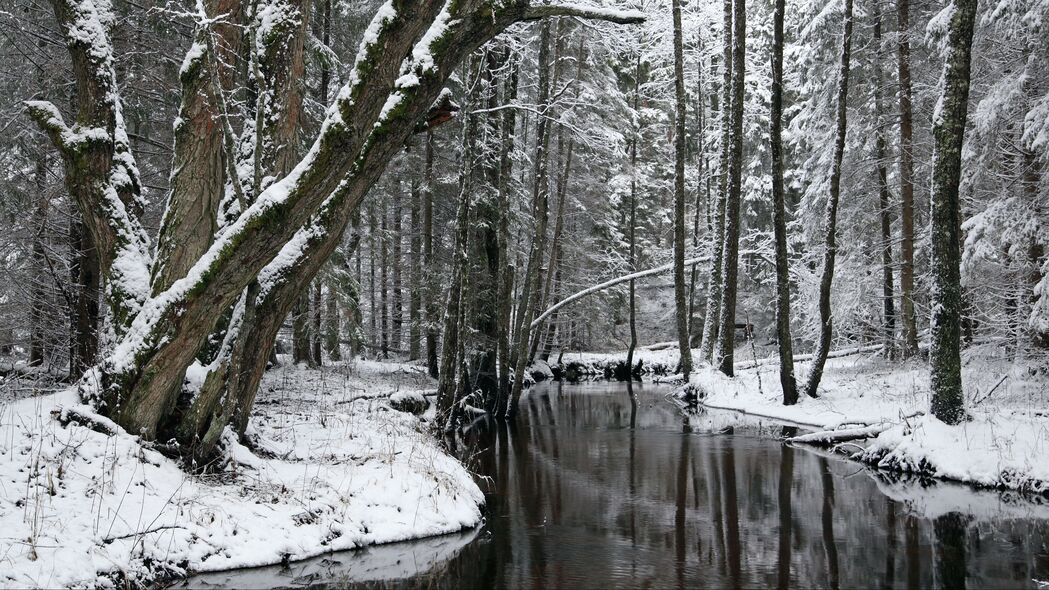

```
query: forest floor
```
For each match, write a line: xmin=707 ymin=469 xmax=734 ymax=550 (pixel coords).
xmin=553 ymin=342 xmax=1049 ymax=495
xmin=0 ymin=360 xmax=482 ymax=588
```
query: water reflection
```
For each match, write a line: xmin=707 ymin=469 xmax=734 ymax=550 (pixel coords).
xmin=182 ymin=381 xmax=1049 ymax=589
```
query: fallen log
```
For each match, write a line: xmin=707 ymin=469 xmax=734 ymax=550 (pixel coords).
xmin=787 ymin=423 xmax=890 ymax=445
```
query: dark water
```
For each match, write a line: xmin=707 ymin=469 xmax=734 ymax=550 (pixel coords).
xmin=183 ymin=381 xmax=1049 ymax=589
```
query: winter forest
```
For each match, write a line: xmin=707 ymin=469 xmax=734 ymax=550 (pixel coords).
xmin=1 ymin=0 xmax=1048 ymax=587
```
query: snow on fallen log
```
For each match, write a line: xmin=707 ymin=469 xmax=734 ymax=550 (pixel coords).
xmin=787 ymin=423 xmax=891 ymax=445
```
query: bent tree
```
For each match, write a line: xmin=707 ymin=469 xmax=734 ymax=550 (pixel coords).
xmin=30 ymin=0 xmax=642 ymax=458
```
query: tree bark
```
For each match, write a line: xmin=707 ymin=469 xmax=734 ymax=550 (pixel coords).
xmin=436 ymin=115 xmax=477 ymax=429
xmin=391 ymin=186 xmax=404 ymax=351
xmin=325 ymin=281 xmax=341 ymax=360
xmin=68 ymin=218 xmax=100 ymax=379
xmin=897 ymin=0 xmax=919 ymax=356
xmin=874 ymin=12 xmax=897 ymax=357
xmin=714 ymin=0 xmax=747 ymax=376
xmin=671 ymin=0 xmax=693 ymax=380
xmin=803 ymin=0 xmax=854 ymax=398
xmin=423 ymin=132 xmax=439 ymax=378
xmin=508 ymin=20 xmax=554 ymax=419
xmin=626 ymin=55 xmax=641 ymax=376
xmin=409 ymin=176 xmax=422 ymax=360
xmin=699 ymin=0 xmax=733 ymax=363
xmin=929 ymin=0 xmax=978 ymax=425
xmin=770 ymin=0 xmax=798 ymax=405
xmin=494 ymin=52 xmax=519 ymax=415
xmin=311 ymin=280 xmax=323 ymax=364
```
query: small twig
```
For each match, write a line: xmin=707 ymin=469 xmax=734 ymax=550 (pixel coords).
xmin=104 ymin=525 xmax=186 ymax=544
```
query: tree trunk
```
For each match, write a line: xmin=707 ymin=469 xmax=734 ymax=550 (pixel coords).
xmin=770 ymin=0 xmax=798 ymax=405
xmin=29 ymin=156 xmax=50 ymax=367
xmin=929 ymin=0 xmax=978 ymax=425
xmin=538 ymin=135 xmax=574 ymax=362
xmin=508 ymin=20 xmax=554 ymax=419
xmin=626 ymin=54 xmax=641 ymax=375
xmin=380 ymin=200 xmax=390 ymax=358
xmin=391 ymin=187 xmax=403 ymax=351
xmin=325 ymin=281 xmax=341 ymax=361
xmin=473 ymin=50 xmax=508 ymax=405
xmin=293 ymin=294 xmax=312 ymax=365
xmin=311 ymin=280 xmax=323 ymax=364
xmin=423 ymin=132 xmax=440 ymax=378
xmin=409 ymin=177 xmax=422 ymax=360
xmin=699 ymin=0 xmax=733 ymax=363
xmin=803 ymin=0 xmax=854 ymax=398
xmin=68 ymin=218 xmax=100 ymax=379
xmin=494 ymin=52 xmax=519 ymax=414
xmin=436 ymin=116 xmax=477 ymax=429
xmin=897 ymin=0 xmax=919 ymax=356
xmin=714 ymin=0 xmax=747 ymax=376
xmin=874 ymin=13 xmax=897 ymax=357
xmin=671 ymin=0 xmax=693 ymax=380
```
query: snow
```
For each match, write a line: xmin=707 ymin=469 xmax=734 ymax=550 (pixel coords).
xmin=410 ymin=2 xmax=452 ymax=74
xmin=0 ymin=361 xmax=483 ymax=588
xmin=179 ymin=41 xmax=206 ymax=78
xmin=674 ymin=347 xmax=1049 ymax=493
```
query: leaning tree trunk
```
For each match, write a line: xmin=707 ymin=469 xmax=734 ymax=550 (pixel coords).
xmin=897 ymin=0 xmax=919 ymax=356
xmin=698 ymin=0 xmax=733 ymax=363
xmin=32 ymin=0 xmax=644 ymax=449
xmin=671 ymin=0 xmax=693 ymax=380
xmin=929 ymin=0 xmax=978 ymax=425
xmin=714 ymin=0 xmax=747 ymax=376
xmin=770 ymin=0 xmax=798 ymax=405
xmin=803 ymin=0 xmax=854 ymax=399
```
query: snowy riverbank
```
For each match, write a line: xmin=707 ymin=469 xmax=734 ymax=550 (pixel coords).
xmin=0 ymin=360 xmax=483 ymax=588
xmin=680 ymin=346 xmax=1049 ymax=494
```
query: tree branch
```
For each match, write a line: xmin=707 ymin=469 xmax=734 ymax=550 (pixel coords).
xmin=523 ymin=3 xmax=645 ymax=24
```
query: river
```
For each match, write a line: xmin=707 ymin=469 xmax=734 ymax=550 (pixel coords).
xmin=180 ymin=381 xmax=1049 ymax=589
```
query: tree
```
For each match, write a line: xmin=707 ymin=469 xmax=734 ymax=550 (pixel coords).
xmin=803 ymin=0 xmax=854 ymax=399
xmin=671 ymin=0 xmax=693 ymax=380
xmin=929 ymin=0 xmax=978 ymax=425
xmin=699 ymin=0 xmax=733 ymax=364
xmin=897 ymin=0 xmax=919 ymax=356
xmin=873 ymin=10 xmax=896 ymax=357
xmin=770 ymin=0 xmax=798 ymax=404
xmin=29 ymin=0 xmax=643 ymax=458
xmin=508 ymin=19 xmax=554 ymax=419
xmin=714 ymin=0 xmax=746 ymax=376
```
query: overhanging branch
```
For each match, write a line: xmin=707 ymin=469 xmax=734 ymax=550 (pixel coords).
xmin=524 ymin=3 xmax=645 ymax=24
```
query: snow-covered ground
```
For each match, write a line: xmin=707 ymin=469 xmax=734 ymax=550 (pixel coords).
xmin=0 ymin=360 xmax=483 ymax=588
xmin=678 ymin=344 xmax=1049 ymax=494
